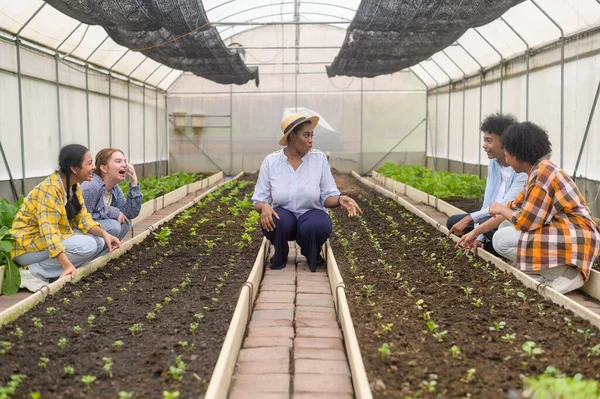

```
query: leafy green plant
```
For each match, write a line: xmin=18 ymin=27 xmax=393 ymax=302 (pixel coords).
xmin=0 ymin=341 xmax=12 ymax=355
xmin=587 ymin=343 xmax=600 ymax=357
xmin=80 ymin=375 xmax=96 ymax=390
xmin=64 ymin=366 xmax=75 ymax=377
xmin=113 ymin=340 xmax=124 ymax=352
xmin=378 ymin=343 xmax=391 ymax=360
xmin=38 ymin=357 xmax=49 ymax=369
xmin=46 ymin=307 xmax=56 ymax=315
xmin=14 ymin=327 xmax=23 ymax=340
xmin=168 ymin=355 xmax=186 ymax=381
xmin=502 ymin=333 xmax=516 ymax=343
xmin=577 ymin=328 xmax=595 ymax=344
xmin=72 ymin=325 xmax=81 ymax=334
xmin=522 ymin=341 xmax=544 ymax=358
xmin=190 ymin=322 xmax=199 ymax=335
xmin=0 ymin=374 xmax=26 ymax=398
xmin=31 ymin=317 xmax=43 ymax=329
xmin=517 ymin=291 xmax=528 ymax=304
xmin=58 ymin=337 xmax=68 ymax=350
xmin=118 ymin=392 xmax=135 ymax=399
xmin=421 ymin=379 xmax=437 ymax=394
xmin=523 ymin=367 xmax=600 ymax=398
xmin=87 ymin=314 xmax=96 ymax=325
xmin=0 ymin=197 xmax=24 ymax=295
xmin=163 ymin=391 xmax=180 ymax=399
xmin=450 ymin=345 xmax=462 ymax=359
xmin=102 ymin=357 xmax=113 ymax=378
xmin=154 ymin=227 xmax=172 ymax=245
xmin=462 ymin=368 xmax=476 ymax=383
xmin=489 ymin=321 xmax=506 ymax=332
xmin=129 ymin=324 xmax=142 ymax=336
xmin=461 ymin=287 xmax=473 ymax=299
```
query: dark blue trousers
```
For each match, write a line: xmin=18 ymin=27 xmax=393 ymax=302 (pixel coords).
xmin=262 ymin=207 xmax=332 ymax=272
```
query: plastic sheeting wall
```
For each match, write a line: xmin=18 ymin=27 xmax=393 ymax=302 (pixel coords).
xmin=426 ymin=30 xmax=600 ymax=214
xmin=168 ymin=25 xmax=427 ymax=174
xmin=0 ymin=37 xmax=168 ymax=199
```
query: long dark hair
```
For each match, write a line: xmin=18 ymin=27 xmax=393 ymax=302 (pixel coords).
xmin=59 ymin=144 xmax=88 ymax=220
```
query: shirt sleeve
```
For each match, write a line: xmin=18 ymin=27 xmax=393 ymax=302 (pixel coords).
xmin=252 ymin=158 xmax=272 ymax=204
xmin=470 ymin=165 xmax=495 ymax=223
xmin=36 ymin=184 xmax=67 ymax=258
xmin=114 ymin=184 xmax=143 ymax=219
xmin=81 ymin=180 xmax=120 ymax=220
xmin=511 ymin=183 xmax=553 ymax=232
xmin=74 ymin=186 xmax=100 ymax=234
xmin=500 ymin=172 xmax=527 ymax=206
xmin=319 ymin=156 xmax=340 ymax=205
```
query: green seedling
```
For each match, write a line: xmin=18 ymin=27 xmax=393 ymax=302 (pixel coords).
xmin=375 ymin=313 xmax=383 ymax=320
xmin=450 ymin=345 xmax=462 ymax=359
xmin=472 ymin=298 xmax=483 ymax=308
xmin=381 ymin=323 xmax=394 ymax=334
xmin=32 ymin=317 xmax=43 ymax=329
xmin=537 ymin=303 xmax=546 ymax=317
xmin=0 ymin=341 xmax=12 ymax=355
xmin=421 ymin=311 xmax=433 ymax=321
xmin=15 ymin=327 xmax=23 ymax=339
xmin=363 ymin=284 xmax=375 ymax=297
xmin=461 ymin=287 xmax=473 ymax=299
xmin=171 ymin=288 xmax=180 ymax=295
xmin=154 ymin=226 xmax=172 ymax=245
xmin=421 ymin=380 xmax=437 ymax=394
xmin=64 ymin=366 xmax=75 ymax=377
xmin=102 ymin=357 xmax=113 ymax=378
xmin=154 ymin=304 xmax=163 ymax=313
xmin=164 ymin=297 xmax=172 ymax=305
xmin=489 ymin=321 xmax=506 ymax=332
xmin=81 ymin=375 xmax=96 ymax=390
xmin=98 ymin=306 xmax=107 ymax=315
xmin=113 ymin=340 xmax=124 ymax=352
xmin=60 ymin=298 xmax=70 ymax=305
xmin=426 ymin=321 xmax=439 ymax=333
xmin=163 ymin=392 xmax=180 ymax=399
xmin=72 ymin=290 xmax=82 ymax=298
xmin=587 ymin=343 xmax=600 ymax=357
xmin=58 ymin=337 xmax=68 ymax=350
xmin=146 ymin=312 xmax=156 ymax=321
xmin=190 ymin=322 xmax=199 ymax=335
xmin=502 ymin=333 xmax=516 ymax=343
xmin=577 ymin=328 xmax=595 ymax=343
xmin=564 ymin=317 xmax=572 ymax=327
xmin=168 ymin=355 xmax=186 ymax=381
xmin=179 ymin=341 xmax=189 ymax=351
xmin=38 ymin=357 xmax=49 ymax=369
xmin=129 ymin=324 xmax=142 ymax=336
xmin=194 ymin=313 xmax=204 ymax=322
xmin=378 ymin=343 xmax=391 ymax=360
xmin=106 ymin=297 xmax=113 ymax=304
xmin=522 ymin=341 xmax=544 ymax=358
xmin=517 ymin=291 xmax=528 ymax=304
xmin=414 ymin=299 xmax=425 ymax=311
xmin=211 ymin=297 xmax=219 ymax=304
xmin=87 ymin=314 xmax=96 ymax=325
xmin=432 ymin=330 xmax=448 ymax=342
xmin=462 ymin=368 xmax=476 ymax=383
xmin=120 ymin=287 xmax=128 ymax=293
xmin=72 ymin=325 xmax=81 ymax=334
xmin=118 ymin=392 xmax=134 ymax=399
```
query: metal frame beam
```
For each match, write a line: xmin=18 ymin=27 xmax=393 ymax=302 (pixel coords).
xmin=418 ymin=64 xmax=440 ymax=171
xmin=215 ymin=1 xmax=356 ymax=23
xmin=500 ymin=17 xmax=530 ymax=120
xmin=442 ymin=50 xmax=467 ymax=173
xmin=474 ymin=28 xmax=503 ymax=112
xmin=428 ymin=58 xmax=452 ymax=172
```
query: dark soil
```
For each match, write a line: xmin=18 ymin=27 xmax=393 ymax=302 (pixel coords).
xmin=331 ymin=174 xmax=600 ymax=398
xmin=442 ymin=197 xmax=482 ymax=214
xmin=0 ymin=176 xmax=262 ymax=398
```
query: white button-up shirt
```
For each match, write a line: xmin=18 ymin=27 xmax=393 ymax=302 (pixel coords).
xmin=252 ymin=148 xmax=341 ymax=218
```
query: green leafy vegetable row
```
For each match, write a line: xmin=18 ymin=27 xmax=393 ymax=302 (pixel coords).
xmin=378 ymin=163 xmax=486 ymax=199
xmin=0 ymin=197 xmax=24 ymax=295
xmin=119 ymin=171 xmax=206 ymax=203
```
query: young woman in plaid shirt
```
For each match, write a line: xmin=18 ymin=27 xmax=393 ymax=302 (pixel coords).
xmin=458 ymin=122 xmax=600 ymax=293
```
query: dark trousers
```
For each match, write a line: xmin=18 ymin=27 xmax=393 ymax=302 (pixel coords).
xmin=446 ymin=213 xmax=498 ymax=256
xmin=262 ymin=207 xmax=332 ymax=272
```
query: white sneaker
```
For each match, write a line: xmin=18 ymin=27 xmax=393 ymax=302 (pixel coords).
xmin=547 ymin=273 xmax=584 ymax=294
xmin=19 ymin=269 xmax=48 ymax=292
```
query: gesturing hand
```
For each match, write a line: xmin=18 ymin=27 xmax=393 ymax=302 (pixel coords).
xmin=447 ymin=215 xmax=472 ymax=237
xmin=339 ymin=195 xmax=363 ymax=217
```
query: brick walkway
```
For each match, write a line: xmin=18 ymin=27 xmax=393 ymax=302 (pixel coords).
xmin=229 ymin=243 xmax=353 ymax=399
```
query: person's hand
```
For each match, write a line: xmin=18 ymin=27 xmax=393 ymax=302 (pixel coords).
xmin=59 ymin=263 xmax=77 ymax=279
xmin=126 ymin=163 xmax=138 ymax=186
xmin=339 ymin=195 xmax=363 ymax=217
xmin=489 ymin=202 xmax=504 ymax=216
xmin=104 ymin=233 xmax=121 ymax=252
xmin=447 ymin=215 xmax=472 ymax=237
xmin=259 ymin=204 xmax=280 ymax=232
xmin=455 ymin=231 xmax=478 ymax=253
xmin=470 ymin=240 xmax=484 ymax=255
xmin=117 ymin=212 xmax=130 ymax=224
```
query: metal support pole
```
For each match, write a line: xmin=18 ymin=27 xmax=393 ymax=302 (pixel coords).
xmin=365 ymin=119 xmax=426 ymax=173
xmin=501 ymin=17 xmax=530 ymax=120
xmin=142 ymin=84 xmax=146 ymax=177
xmin=573 ymin=77 xmax=600 ymax=179
xmin=0 ymin=140 xmax=19 ymax=202
xmin=230 ymin=84 xmax=233 ymax=175
xmin=418 ymin=65 xmax=440 ymax=171
xmin=442 ymin=50 xmax=467 ymax=174
xmin=478 ymin=72 xmax=483 ymax=179
xmin=531 ymin=0 xmax=564 ymax=167
xmin=294 ymin=0 xmax=300 ymax=111
xmin=360 ymin=78 xmax=364 ymax=174
xmin=165 ymin=96 xmax=169 ymax=175
xmin=155 ymin=90 xmax=159 ymax=176
xmin=474 ymin=28 xmax=503 ymax=112
xmin=127 ymin=84 xmax=131 ymax=161
xmin=55 ymin=55 xmax=62 ymax=149
xmin=409 ymin=67 xmax=429 ymax=166
xmin=15 ymin=4 xmax=46 ymax=195
xmin=428 ymin=58 xmax=452 ymax=172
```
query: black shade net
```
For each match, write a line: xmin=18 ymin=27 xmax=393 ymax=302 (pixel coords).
xmin=326 ymin=0 xmax=525 ymax=79
xmin=45 ymin=0 xmax=259 ymax=86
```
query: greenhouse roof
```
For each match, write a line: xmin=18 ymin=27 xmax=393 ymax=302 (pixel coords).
xmin=1 ymin=0 xmax=599 ymax=89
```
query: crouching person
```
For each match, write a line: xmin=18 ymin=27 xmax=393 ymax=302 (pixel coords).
xmin=81 ymin=148 xmax=142 ymax=241
xmin=447 ymin=113 xmax=527 ymax=254
xmin=11 ymin=144 xmax=121 ymax=292
xmin=458 ymin=122 xmax=600 ymax=294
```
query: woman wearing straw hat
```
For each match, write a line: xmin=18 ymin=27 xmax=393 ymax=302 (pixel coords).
xmin=252 ymin=112 xmax=362 ymax=272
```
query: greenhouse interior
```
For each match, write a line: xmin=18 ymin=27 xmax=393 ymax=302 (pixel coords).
xmin=1 ymin=0 xmax=600 ymax=398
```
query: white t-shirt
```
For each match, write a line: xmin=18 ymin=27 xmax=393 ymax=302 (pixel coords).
xmin=103 ymin=191 xmax=113 ymax=207
xmin=494 ymin=165 xmax=513 ymax=203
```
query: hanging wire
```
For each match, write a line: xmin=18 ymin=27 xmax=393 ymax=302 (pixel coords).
xmin=60 ymin=25 xmax=89 ymax=59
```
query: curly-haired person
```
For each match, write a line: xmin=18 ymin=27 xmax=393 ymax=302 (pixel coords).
xmin=458 ymin=122 xmax=600 ymax=293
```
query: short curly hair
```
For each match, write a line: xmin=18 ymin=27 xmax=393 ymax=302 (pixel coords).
xmin=501 ymin=122 xmax=552 ymax=165
xmin=480 ymin=112 xmax=518 ymax=136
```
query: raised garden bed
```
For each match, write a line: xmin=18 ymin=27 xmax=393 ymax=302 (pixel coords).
xmin=0 ymin=176 xmax=262 ymax=398
xmin=330 ymin=173 xmax=600 ymax=398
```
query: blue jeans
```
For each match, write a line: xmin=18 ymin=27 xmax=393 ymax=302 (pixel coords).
xmin=98 ymin=219 xmax=131 ymax=241
xmin=13 ymin=233 xmax=105 ymax=280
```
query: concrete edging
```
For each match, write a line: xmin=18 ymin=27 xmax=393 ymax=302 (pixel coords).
xmin=204 ymin=237 xmax=270 ymax=399
xmin=0 ymin=173 xmax=241 ymax=326
xmin=353 ymin=171 xmax=600 ymax=330
xmin=325 ymin=241 xmax=373 ymax=399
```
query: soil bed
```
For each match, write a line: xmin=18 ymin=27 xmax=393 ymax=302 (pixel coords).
xmin=442 ymin=197 xmax=482 ymax=213
xmin=0 ymin=176 xmax=262 ymax=398
xmin=331 ymin=173 xmax=600 ymax=398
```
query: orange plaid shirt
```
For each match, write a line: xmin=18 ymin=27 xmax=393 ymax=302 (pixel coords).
xmin=507 ymin=160 xmax=600 ymax=278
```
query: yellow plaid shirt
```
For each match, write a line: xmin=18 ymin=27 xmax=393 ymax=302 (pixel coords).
xmin=10 ymin=171 xmax=99 ymax=259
